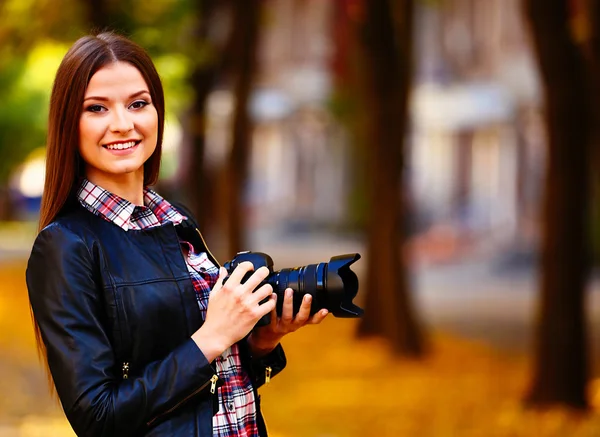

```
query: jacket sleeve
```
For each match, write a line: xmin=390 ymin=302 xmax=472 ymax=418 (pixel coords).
xmin=26 ymin=224 xmax=216 ymax=437
xmin=250 ymin=343 xmax=287 ymax=389
xmin=238 ymin=335 xmax=286 ymax=389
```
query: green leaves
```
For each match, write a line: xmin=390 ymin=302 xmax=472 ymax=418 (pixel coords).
xmin=0 ymin=42 xmax=67 ymax=184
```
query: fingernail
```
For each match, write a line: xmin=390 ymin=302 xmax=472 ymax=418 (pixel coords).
xmin=304 ymin=294 xmax=312 ymax=302
xmin=322 ymin=310 xmax=328 ymax=316
xmin=286 ymin=289 xmax=293 ymax=298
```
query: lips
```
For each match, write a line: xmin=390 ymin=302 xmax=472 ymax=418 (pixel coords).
xmin=103 ymin=140 xmax=141 ymax=150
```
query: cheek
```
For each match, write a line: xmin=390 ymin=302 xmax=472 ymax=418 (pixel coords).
xmin=78 ymin=121 xmax=90 ymax=156
xmin=143 ymin=112 xmax=159 ymax=145
xmin=79 ymin=117 xmax=101 ymax=146
xmin=149 ymin=111 xmax=159 ymax=134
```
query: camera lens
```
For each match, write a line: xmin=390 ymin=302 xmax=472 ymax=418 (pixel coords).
xmin=267 ymin=254 xmax=363 ymax=318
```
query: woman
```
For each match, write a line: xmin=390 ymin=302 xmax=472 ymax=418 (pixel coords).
xmin=26 ymin=32 xmax=328 ymax=437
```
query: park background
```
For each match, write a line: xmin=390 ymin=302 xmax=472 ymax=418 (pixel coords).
xmin=1 ymin=0 xmax=600 ymax=435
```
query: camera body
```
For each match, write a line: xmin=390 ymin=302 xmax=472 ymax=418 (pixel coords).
xmin=223 ymin=251 xmax=363 ymax=327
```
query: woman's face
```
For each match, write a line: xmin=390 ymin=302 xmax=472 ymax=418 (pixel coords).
xmin=79 ymin=61 xmax=158 ymax=188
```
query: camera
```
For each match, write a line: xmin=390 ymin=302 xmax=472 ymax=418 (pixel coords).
xmin=223 ymin=251 xmax=364 ymax=327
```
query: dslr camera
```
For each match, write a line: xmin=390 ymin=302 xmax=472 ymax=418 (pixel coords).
xmin=223 ymin=251 xmax=363 ymax=326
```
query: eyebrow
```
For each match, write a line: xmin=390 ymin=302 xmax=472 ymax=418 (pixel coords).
xmin=83 ymin=90 xmax=151 ymax=102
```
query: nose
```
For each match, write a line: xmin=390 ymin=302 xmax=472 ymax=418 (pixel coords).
xmin=109 ymin=107 xmax=134 ymax=134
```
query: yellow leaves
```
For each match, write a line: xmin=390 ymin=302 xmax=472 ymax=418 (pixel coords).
xmin=18 ymin=42 xmax=69 ymax=93
xmin=1 ymin=0 xmax=37 ymax=19
xmin=589 ymin=378 xmax=600 ymax=411
xmin=2 ymin=260 xmax=600 ymax=435
xmin=261 ymin=323 xmax=600 ymax=437
xmin=4 ymin=415 xmax=76 ymax=437
xmin=0 ymin=260 xmax=37 ymax=353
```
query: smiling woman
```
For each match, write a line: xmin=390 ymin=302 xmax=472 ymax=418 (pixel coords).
xmin=24 ymin=31 xmax=327 ymax=437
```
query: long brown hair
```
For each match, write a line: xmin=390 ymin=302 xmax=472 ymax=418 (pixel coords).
xmin=34 ymin=31 xmax=165 ymax=391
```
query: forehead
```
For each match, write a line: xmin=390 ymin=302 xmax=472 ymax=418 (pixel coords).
xmin=85 ymin=61 xmax=149 ymax=96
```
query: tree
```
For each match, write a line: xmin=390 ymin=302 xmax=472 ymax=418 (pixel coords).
xmin=524 ymin=0 xmax=592 ymax=409
xmin=180 ymin=0 xmax=230 ymax=236
xmin=85 ymin=0 xmax=112 ymax=31
xmin=355 ymin=0 xmax=425 ymax=356
xmin=584 ymin=0 xmax=600 ymax=266
xmin=223 ymin=0 xmax=262 ymax=258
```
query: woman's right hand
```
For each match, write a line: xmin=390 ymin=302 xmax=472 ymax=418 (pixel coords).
xmin=191 ymin=262 xmax=275 ymax=362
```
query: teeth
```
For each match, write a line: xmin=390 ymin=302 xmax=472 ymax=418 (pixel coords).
xmin=105 ymin=141 xmax=136 ymax=150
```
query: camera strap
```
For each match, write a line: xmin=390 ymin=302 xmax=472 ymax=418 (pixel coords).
xmin=171 ymin=201 xmax=220 ymax=267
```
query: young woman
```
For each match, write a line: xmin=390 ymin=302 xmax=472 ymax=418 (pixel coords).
xmin=26 ymin=32 xmax=328 ymax=437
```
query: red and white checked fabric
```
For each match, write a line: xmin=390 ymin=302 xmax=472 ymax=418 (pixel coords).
xmin=77 ymin=179 xmax=260 ymax=436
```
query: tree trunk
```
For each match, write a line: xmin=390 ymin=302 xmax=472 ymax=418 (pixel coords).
xmin=331 ymin=1 xmax=369 ymax=232
xmin=524 ymin=0 xmax=591 ymax=409
xmin=585 ymin=0 xmax=600 ymax=266
xmin=183 ymin=0 xmax=221 ymax=234
xmin=224 ymin=0 xmax=261 ymax=258
xmin=85 ymin=0 xmax=133 ymax=35
xmin=356 ymin=0 xmax=425 ymax=356
xmin=86 ymin=0 xmax=110 ymax=31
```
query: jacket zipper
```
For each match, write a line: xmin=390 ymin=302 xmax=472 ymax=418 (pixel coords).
xmin=265 ymin=366 xmax=272 ymax=384
xmin=145 ymin=226 xmax=220 ymax=427
xmin=146 ymin=374 xmax=219 ymax=427
xmin=209 ymin=374 xmax=219 ymax=394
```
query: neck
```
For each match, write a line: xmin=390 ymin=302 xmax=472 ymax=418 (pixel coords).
xmin=85 ymin=170 xmax=146 ymax=206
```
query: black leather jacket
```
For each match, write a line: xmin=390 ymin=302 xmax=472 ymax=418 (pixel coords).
xmin=26 ymin=203 xmax=286 ymax=437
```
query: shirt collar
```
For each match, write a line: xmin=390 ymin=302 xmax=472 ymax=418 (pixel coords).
xmin=76 ymin=178 xmax=185 ymax=231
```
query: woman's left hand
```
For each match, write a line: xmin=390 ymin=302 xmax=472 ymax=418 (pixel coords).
xmin=248 ymin=288 xmax=329 ymax=357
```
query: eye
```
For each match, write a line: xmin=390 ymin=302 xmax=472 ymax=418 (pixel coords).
xmin=86 ymin=104 xmax=106 ymax=113
xmin=130 ymin=100 xmax=150 ymax=110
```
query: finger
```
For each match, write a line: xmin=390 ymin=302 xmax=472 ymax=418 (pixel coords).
xmin=308 ymin=309 xmax=329 ymax=325
xmin=211 ymin=267 xmax=229 ymax=292
xmin=294 ymin=294 xmax=312 ymax=325
xmin=269 ymin=293 xmax=278 ymax=328
xmin=226 ymin=261 xmax=255 ymax=287
xmin=281 ymin=288 xmax=294 ymax=324
xmin=249 ymin=283 xmax=273 ymax=306
xmin=257 ymin=292 xmax=276 ymax=317
xmin=241 ymin=266 xmax=271 ymax=294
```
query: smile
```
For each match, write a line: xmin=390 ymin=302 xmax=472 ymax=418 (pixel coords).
xmin=103 ymin=140 xmax=140 ymax=150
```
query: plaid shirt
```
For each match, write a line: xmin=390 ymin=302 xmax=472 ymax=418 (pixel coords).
xmin=77 ymin=179 xmax=259 ymax=437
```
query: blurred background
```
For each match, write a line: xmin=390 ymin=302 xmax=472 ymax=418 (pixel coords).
xmin=1 ymin=0 xmax=600 ymax=435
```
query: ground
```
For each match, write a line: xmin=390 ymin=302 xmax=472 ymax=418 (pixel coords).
xmin=2 ymin=227 xmax=600 ymax=436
